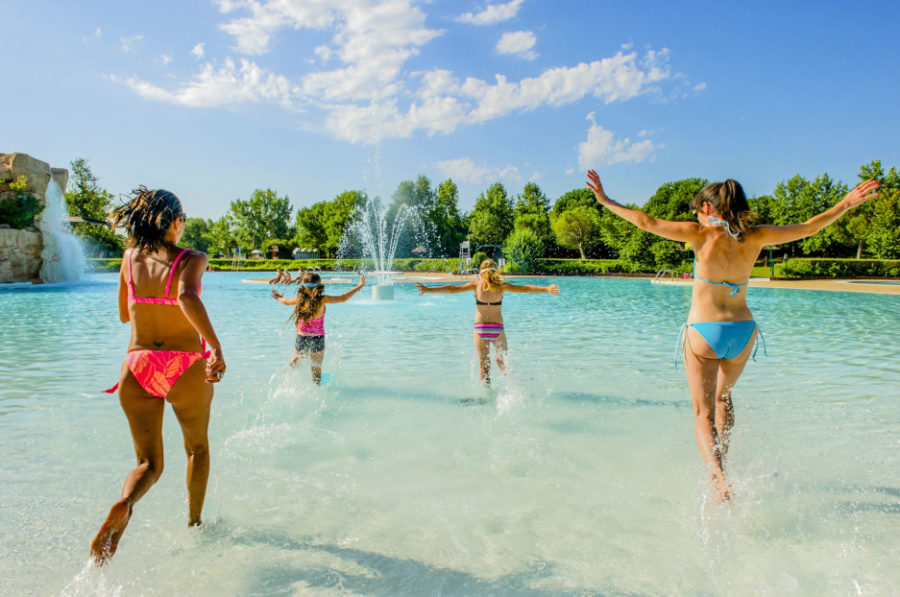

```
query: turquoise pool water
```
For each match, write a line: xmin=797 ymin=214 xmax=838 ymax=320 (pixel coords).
xmin=1 ymin=274 xmax=898 ymax=596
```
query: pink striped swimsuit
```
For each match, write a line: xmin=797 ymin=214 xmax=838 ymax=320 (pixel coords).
xmin=297 ymin=306 xmax=325 ymax=335
xmin=104 ymin=248 xmax=209 ymax=398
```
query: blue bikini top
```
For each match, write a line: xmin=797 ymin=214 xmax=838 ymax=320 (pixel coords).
xmin=693 ymin=216 xmax=748 ymax=296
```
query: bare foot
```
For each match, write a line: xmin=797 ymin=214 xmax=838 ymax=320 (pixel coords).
xmin=712 ymin=471 xmax=732 ymax=502
xmin=90 ymin=498 xmax=132 ymax=566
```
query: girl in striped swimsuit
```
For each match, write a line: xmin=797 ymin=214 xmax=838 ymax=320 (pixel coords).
xmin=416 ymin=259 xmax=559 ymax=385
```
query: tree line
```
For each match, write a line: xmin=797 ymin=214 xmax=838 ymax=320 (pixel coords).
xmin=64 ymin=158 xmax=899 ymax=270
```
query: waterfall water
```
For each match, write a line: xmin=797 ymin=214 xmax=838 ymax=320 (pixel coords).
xmin=38 ymin=179 xmax=85 ymax=282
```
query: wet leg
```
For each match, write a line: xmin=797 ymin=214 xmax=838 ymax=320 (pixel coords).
xmin=494 ymin=332 xmax=508 ymax=373
xmin=715 ymin=328 xmax=756 ymax=460
xmin=684 ymin=329 xmax=730 ymax=501
xmin=474 ymin=332 xmax=491 ymax=385
xmin=168 ymin=360 xmax=213 ymax=526
xmin=91 ymin=368 xmax=164 ymax=564
xmin=310 ymin=350 xmax=324 ymax=385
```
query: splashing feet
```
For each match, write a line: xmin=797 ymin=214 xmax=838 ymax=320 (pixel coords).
xmin=90 ymin=498 xmax=132 ymax=566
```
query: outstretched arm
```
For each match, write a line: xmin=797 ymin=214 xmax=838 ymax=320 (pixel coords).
xmin=502 ymin=282 xmax=560 ymax=295
xmin=177 ymin=252 xmax=226 ymax=382
xmin=325 ymin=275 xmax=366 ymax=303
xmin=587 ymin=169 xmax=700 ymax=243
xmin=753 ymin=179 xmax=880 ymax=246
xmin=271 ymin=289 xmax=299 ymax=305
xmin=416 ymin=281 xmax=477 ymax=295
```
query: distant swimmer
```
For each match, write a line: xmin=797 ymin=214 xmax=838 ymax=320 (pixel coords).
xmin=587 ymin=169 xmax=879 ymax=501
xmin=416 ymin=259 xmax=559 ymax=386
xmin=92 ymin=187 xmax=226 ymax=565
xmin=272 ymin=272 xmax=365 ymax=384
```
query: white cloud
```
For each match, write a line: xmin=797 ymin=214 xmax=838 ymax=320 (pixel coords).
xmin=435 ymin=158 xmax=520 ymax=185
xmin=161 ymin=54 xmax=173 ymax=65
xmin=458 ymin=0 xmax=525 ymax=25
xmin=693 ymin=81 xmax=707 ymax=91
xmin=83 ymin=27 xmax=102 ymax=44
xmin=578 ymin=112 xmax=661 ymax=169
xmin=123 ymin=58 xmax=297 ymax=109
xmin=496 ymin=30 xmax=537 ymax=60
xmin=120 ymin=34 xmax=143 ymax=53
xmin=191 ymin=42 xmax=206 ymax=58
xmin=118 ymin=1 xmax=676 ymax=146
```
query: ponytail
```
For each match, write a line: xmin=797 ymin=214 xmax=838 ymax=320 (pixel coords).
xmin=110 ymin=186 xmax=184 ymax=253
xmin=690 ymin=179 xmax=755 ymax=241
xmin=479 ymin=259 xmax=505 ymax=292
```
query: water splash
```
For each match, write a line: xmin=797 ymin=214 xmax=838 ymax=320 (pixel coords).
xmin=39 ymin=179 xmax=85 ymax=283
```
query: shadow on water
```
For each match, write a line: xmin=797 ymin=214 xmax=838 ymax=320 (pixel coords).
xmin=226 ymin=528 xmax=646 ymax=597
xmin=552 ymin=391 xmax=684 ymax=409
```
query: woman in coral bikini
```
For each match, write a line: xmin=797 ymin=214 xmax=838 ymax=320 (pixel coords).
xmin=416 ymin=259 xmax=559 ymax=385
xmin=586 ymin=169 xmax=879 ymax=500
xmin=91 ymin=187 xmax=226 ymax=565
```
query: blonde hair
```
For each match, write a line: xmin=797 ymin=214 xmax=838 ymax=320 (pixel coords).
xmin=479 ymin=259 xmax=505 ymax=292
xmin=290 ymin=273 xmax=324 ymax=325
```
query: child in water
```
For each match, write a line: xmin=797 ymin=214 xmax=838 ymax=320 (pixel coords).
xmin=416 ymin=259 xmax=559 ymax=385
xmin=272 ymin=271 xmax=365 ymax=384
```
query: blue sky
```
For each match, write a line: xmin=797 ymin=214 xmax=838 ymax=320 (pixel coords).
xmin=4 ymin=0 xmax=899 ymax=219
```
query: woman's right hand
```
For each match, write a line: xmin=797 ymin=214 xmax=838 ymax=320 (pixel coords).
xmin=206 ymin=348 xmax=226 ymax=383
xmin=840 ymin=179 xmax=880 ymax=210
xmin=415 ymin=283 xmax=429 ymax=295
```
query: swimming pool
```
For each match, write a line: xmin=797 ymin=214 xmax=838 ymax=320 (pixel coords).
xmin=1 ymin=274 xmax=898 ymax=595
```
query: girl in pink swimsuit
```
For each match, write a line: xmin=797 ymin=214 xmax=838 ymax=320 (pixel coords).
xmin=272 ymin=271 xmax=365 ymax=384
xmin=90 ymin=187 xmax=226 ymax=565
xmin=416 ymin=259 xmax=559 ymax=385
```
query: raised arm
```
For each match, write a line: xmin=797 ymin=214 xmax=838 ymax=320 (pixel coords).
xmin=587 ymin=170 xmax=700 ymax=243
xmin=117 ymin=255 xmax=129 ymax=323
xmin=502 ymin=282 xmax=560 ymax=295
xmin=753 ymin=179 xmax=880 ymax=246
xmin=271 ymin=289 xmax=299 ymax=305
xmin=324 ymin=275 xmax=366 ymax=303
xmin=177 ymin=251 xmax=226 ymax=382
xmin=416 ymin=281 xmax=477 ymax=295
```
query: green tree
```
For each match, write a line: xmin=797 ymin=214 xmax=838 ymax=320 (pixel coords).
xmin=830 ymin=160 xmax=900 ymax=258
xmin=643 ymin=178 xmax=707 ymax=221
xmin=503 ymin=228 xmax=544 ymax=272
xmin=468 ymin=182 xmax=514 ymax=248
xmin=64 ymin=158 xmax=113 ymax=221
xmin=749 ymin=195 xmax=776 ymax=224
xmin=295 ymin=190 xmax=366 ymax=258
xmin=429 ymin=179 xmax=467 ymax=257
xmin=551 ymin=205 xmax=602 ymax=260
xmin=771 ymin=174 xmax=849 ymax=256
xmin=551 ymin=188 xmax=597 ymax=216
xmin=513 ymin=182 xmax=552 ymax=255
xmin=229 ymin=188 xmax=293 ymax=251
xmin=75 ymin=224 xmax=124 ymax=257
xmin=180 ymin=218 xmax=212 ymax=253
xmin=203 ymin=216 xmax=237 ymax=257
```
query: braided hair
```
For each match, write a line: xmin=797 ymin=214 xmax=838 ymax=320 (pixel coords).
xmin=290 ymin=273 xmax=325 ymax=326
xmin=110 ymin=186 xmax=184 ymax=253
xmin=690 ymin=179 xmax=756 ymax=242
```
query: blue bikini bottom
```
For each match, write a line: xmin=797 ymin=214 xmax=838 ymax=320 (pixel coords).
xmin=676 ymin=321 xmax=767 ymax=367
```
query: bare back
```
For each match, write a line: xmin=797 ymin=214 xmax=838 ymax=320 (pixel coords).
xmin=688 ymin=226 xmax=765 ymax=323
xmin=474 ymin=280 xmax=504 ymax=324
xmin=122 ymin=247 xmax=205 ymax=353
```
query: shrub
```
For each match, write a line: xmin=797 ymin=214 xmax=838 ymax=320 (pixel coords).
xmin=503 ymin=229 xmax=544 ymax=272
xmin=776 ymin=258 xmax=900 ymax=278
xmin=74 ymin=224 xmax=124 ymax=257
xmin=0 ymin=175 xmax=43 ymax=229
xmin=538 ymin=259 xmax=625 ymax=275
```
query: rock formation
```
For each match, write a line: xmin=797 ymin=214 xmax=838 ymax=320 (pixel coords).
xmin=0 ymin=153 xmax=69 ymax=282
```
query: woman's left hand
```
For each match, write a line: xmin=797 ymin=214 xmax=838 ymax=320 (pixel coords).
xmin=547 ymin=284 xmax=560 ymax=295
xmin=841 ymin=179 xmax=880 ymax=209
xmin=271 ymin=289 xmax=282 ymax=299
xmin=358 ymin=275 xmax=366 ymax=287
xmin=206 ymin=349 xmax=226 ymax=383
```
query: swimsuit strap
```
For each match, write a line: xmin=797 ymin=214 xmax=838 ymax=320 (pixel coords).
xmin=165 ymin=249 xmax=191 ymax=298
xmin=751 ymin=324 xmax=768 ymax=361
xmin=692 ymin=259 xmax=748 ymax=297
xmin=706 ymin=215 xmax=740 ymax=238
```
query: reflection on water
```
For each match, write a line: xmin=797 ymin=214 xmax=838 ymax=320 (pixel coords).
xmin=1 ymin=273 xmax=898 ymax=596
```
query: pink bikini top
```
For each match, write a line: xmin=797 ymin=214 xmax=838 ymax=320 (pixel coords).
xmin=126 ymin=247 xmax=200 ymax=305
xmin=297 ymin=306 xmax=325 ymax=335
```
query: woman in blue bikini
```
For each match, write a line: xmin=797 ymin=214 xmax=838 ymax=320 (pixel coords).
xmin=587 ymin=169 xmax=880 ymax=500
